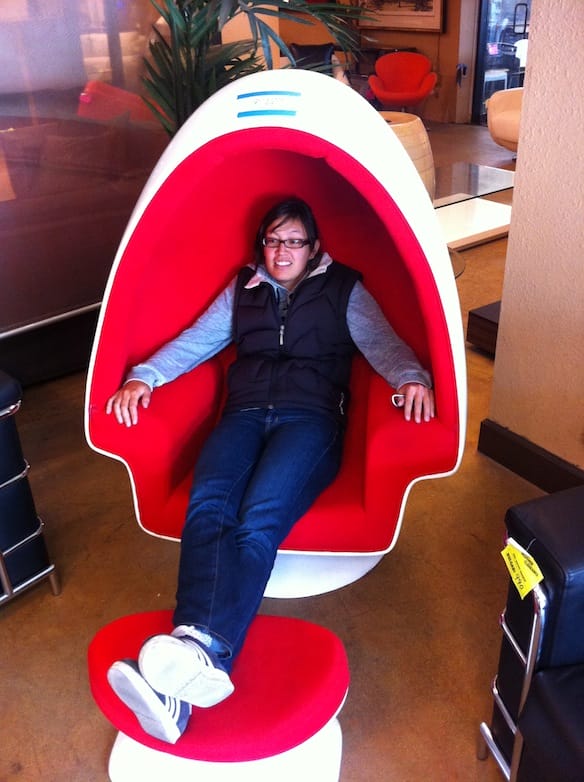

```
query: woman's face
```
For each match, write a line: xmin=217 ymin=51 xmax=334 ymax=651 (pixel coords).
xmin=262 ymin=218 xmax=320 ymax=291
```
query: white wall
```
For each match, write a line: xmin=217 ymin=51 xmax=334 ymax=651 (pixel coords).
xmin=488 ymin=0 xmax=584 ymax=469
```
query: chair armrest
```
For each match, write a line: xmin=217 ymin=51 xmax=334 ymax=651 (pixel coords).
xmin=89 ymin=361 xmax=221 ymax=459
xmin=421 ymin=72 xmax=438 ymax=93
xmin=368 ymin=74 xmax=384 ymax=93
xmin=87 ymin=361 xmax=224 ymax=536
xmin=364 ymin=374 xmax=458 ymax=539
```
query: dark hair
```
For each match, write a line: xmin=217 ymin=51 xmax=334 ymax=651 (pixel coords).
xmin=253 ymin=197 xmax=322 ymax=270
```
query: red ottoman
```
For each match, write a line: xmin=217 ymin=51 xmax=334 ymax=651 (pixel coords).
xmin=89 ymin=611 xmax=350 ymax=781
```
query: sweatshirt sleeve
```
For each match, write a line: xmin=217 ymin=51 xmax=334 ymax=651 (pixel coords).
xmin=347 ymin=281 xmax=432 ymax=389
xmin=126 ymin=278 xmax=236 ymax=389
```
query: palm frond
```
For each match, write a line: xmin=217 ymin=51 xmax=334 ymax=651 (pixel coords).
xmin=142 ymin=0 xmax=367 ymax=135
xmin=237 ymin=0 xmax=364 ymax=61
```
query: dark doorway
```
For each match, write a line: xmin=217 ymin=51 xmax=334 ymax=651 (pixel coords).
xmin=472 ymin=0 xmax=530 ymax=124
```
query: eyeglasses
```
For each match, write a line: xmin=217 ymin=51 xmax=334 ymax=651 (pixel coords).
xmin=262 ymin=237 xmax=311 ymax=250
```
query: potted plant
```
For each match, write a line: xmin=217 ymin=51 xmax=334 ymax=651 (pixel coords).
xmin=144 ymin=0 xmax=365 ymax=136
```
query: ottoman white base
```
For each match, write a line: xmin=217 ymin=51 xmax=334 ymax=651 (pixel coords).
xmin=108 ymin=715 xmax=343 ymax=782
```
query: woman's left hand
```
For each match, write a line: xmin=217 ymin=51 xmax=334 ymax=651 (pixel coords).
xmin=394 ymin=383 xmax=435 ymax=423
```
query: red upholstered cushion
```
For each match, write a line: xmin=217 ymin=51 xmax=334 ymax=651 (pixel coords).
xmin=375 ymin=52 xmax=432 ymax=90
xmin=88 ymin=611 xmax=350 ymax=762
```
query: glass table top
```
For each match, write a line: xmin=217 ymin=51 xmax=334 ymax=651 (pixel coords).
xmin=433 ymin=163 xmax=515 ymax=208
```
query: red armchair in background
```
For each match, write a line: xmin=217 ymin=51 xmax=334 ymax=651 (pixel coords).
xmin=368 ymin=52 xmax=437 ymax=111
xmin=78 ymin=80 xmax=157 ymax=124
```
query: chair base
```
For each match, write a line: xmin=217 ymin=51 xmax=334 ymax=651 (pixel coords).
xmin=265 ymin=551 xmax=384 ymax=598
xmin=108 ymin=716 xmax=343 ymax=782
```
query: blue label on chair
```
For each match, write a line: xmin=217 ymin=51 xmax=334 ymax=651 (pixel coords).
xmin=236 ymin=90 xmax=302 ymax=118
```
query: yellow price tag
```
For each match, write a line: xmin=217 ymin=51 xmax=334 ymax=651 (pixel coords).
xmin=501 ymin=537 xmax=544 ymax=599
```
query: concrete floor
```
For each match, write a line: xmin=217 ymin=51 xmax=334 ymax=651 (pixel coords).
xmin=1 ymin=122 xmax=544 ymax=781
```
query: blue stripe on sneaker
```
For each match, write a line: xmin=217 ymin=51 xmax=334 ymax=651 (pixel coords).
xmin=107 ymin=660 xmax=191 ymax=744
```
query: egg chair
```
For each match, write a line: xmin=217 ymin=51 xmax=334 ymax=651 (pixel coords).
xmin=85 ymin=69 xmax=466 ymax=600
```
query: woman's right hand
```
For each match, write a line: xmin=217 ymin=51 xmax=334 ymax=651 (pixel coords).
xmin=105 ymin=380 xmax=152 ymax=427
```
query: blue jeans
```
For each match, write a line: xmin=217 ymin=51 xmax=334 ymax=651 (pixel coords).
xmin=173 ymin=407 xmax=344 ymax=670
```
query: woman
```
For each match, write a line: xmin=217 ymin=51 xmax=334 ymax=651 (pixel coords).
xmin=105 ymin=197 xmax=434 ymax=743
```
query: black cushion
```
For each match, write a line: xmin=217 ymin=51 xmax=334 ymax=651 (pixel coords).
xmin=518 ymin=664 xmax=584 ymax=782
xmin=505 ymin=486 xmax=584 ymax=668
xmin=289 ymin=43 xmax=334 ymax=75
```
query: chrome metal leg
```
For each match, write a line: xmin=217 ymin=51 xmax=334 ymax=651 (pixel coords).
xmin=476 ymin=725 xmax=489 ymax=761
xmin=0 ymin=520 xmax=61 ymax=605
xmin=478 ymin=577 xmax=548 ymax=782
xmin=48 ymin=567 xmax=61 ymax=596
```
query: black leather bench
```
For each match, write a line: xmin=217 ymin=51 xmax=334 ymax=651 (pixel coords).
xmin=479 ymin=486 xmax=584 ymax=781
xmin=0 ymin=369 xmax=59 ymax=604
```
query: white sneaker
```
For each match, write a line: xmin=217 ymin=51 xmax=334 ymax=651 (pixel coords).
xmin=107 ymin=659 xmax=191 ymax=744
xmin=138 ymin=627 xmax=235 ymax=708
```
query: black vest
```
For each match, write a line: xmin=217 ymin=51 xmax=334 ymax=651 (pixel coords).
xmin=225 ymin=261 xmax=362 ymax=418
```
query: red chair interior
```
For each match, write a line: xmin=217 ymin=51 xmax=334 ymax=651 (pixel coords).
xmin=86 ymin=126 xmax=459 ymax=553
